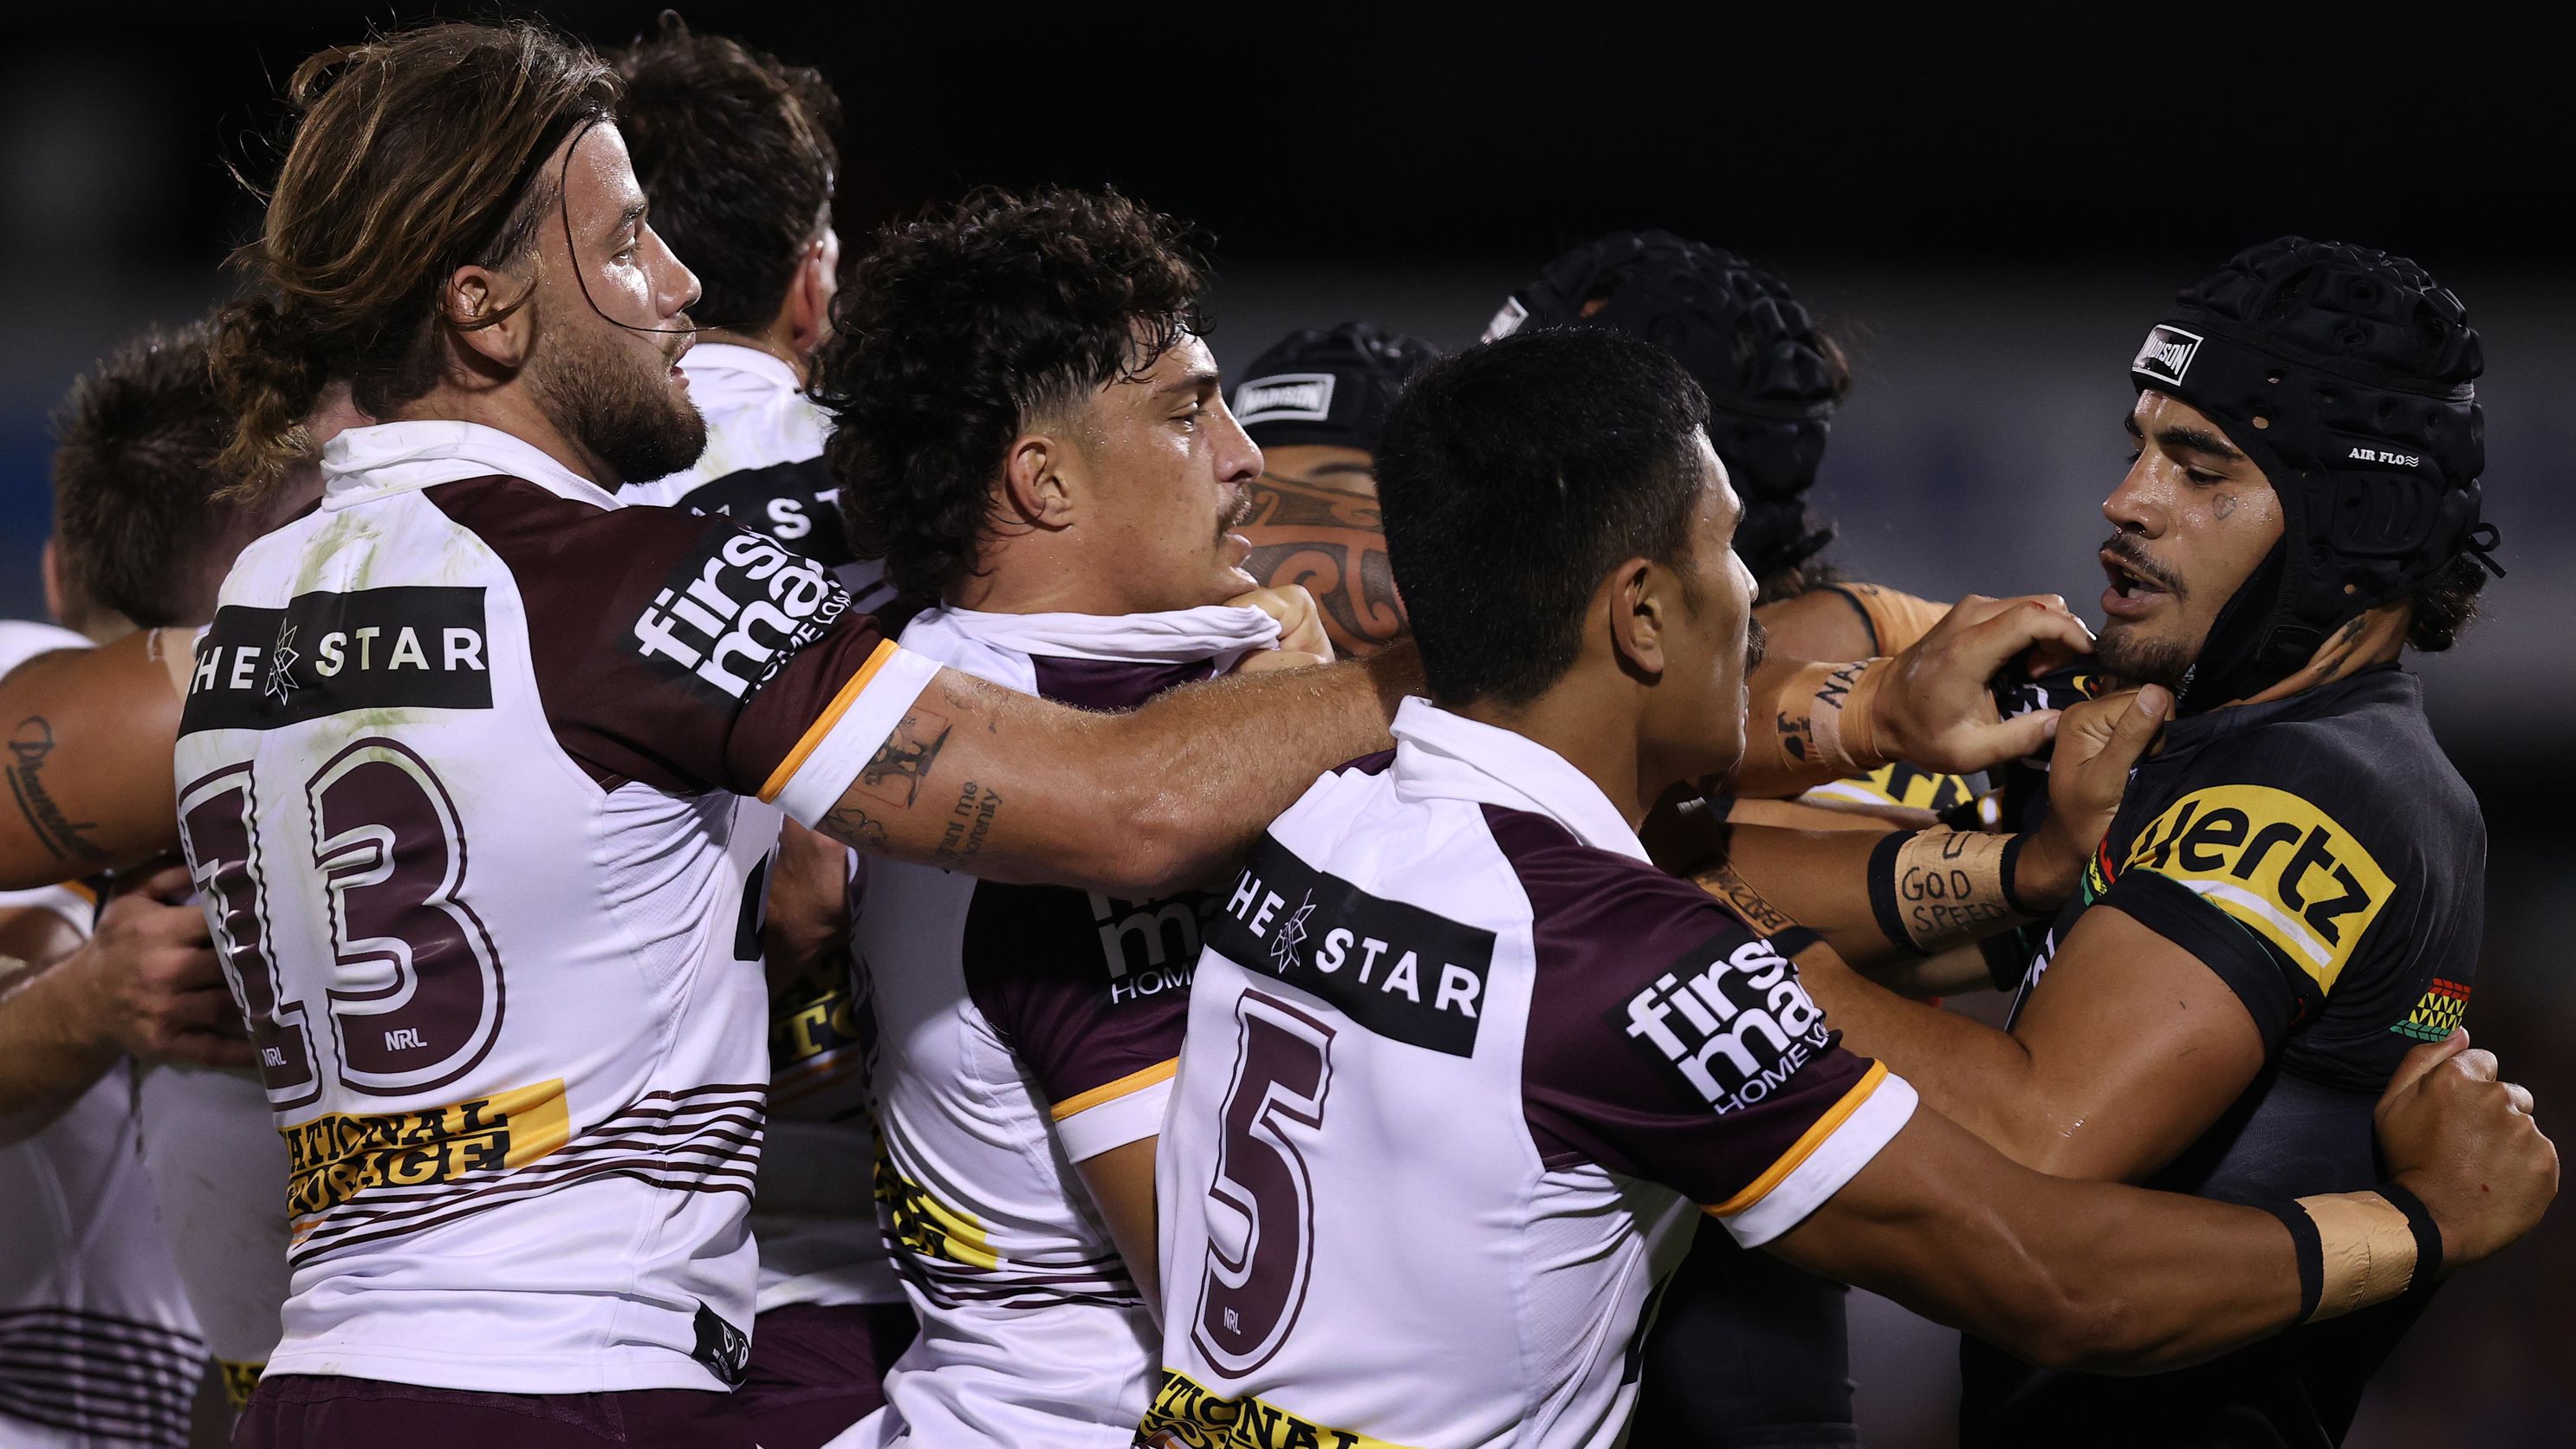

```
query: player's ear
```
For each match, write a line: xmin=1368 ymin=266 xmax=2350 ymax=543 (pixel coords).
xmin=783 ymin=230 xmax=838 ymax=358
xmin=1606 ymin=556 xmax=1668 ymax=682
xmin=1001 ymin=429 xmax=1076 ymax=532
xmin=41 ymin=538 xmax=67 ymax=626
xmin=442 ymin=262 xmax=536 ymax=376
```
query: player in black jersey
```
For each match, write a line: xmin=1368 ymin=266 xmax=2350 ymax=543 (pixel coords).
xmin=1705 ymin=238 xmax=2511 ymax=1448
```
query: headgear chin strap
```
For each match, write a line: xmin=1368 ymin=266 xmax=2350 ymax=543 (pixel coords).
xmin=2127 ymin=239 xmax=2500 ymax=709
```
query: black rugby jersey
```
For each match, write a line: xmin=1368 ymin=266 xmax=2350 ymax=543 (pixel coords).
xmin=1963 ymin=666 xmax=2485 ymax=1449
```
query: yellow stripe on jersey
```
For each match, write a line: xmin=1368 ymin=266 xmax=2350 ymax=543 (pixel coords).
xmin=1140 ymin=1367 xmax=1418 ymax=1449
xmin=280 ymin=1079 xmax=573 ymax=1221
xmin=1704 ymin=1060 xmax=1890 ymax=1219
xmin=758 ymin=637 xmax=901 ymax=804
xmin=1048 ymin=1058 xmax=1178 ymax=1122
xmin=2123 ymin=784 xmax=2393 ymax=995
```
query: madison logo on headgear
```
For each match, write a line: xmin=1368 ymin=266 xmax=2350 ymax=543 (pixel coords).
xmin=630 ymin=527 xmax=851 ymax=705
xmin=1616 ymin=934 xmax=1831 ymax=1114
xmin=2132 ymin=324 xmax=2203 ymax=387
xmin=1232 ymin=373 xmax=1337 ymax=429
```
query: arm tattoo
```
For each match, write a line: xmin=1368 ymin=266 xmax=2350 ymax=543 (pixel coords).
xmin=856 ymin=705 xmax=952 ymax=809
xmin=819 ymin=802 xmax=890 ymax=852
xmin=5 ymin=718 xmax=107 ymax=863
xmin=932 ymin=782 xmax=1002 ymax=867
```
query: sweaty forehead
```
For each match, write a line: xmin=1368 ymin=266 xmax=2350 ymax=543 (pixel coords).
xmin=560 ymin=120 xmax=646 ymax=224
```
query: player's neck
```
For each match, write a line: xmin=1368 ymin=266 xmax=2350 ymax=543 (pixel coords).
xmin=2220 ymin=601 xmax=2411 ymax=710
xmin=693 ymin=326 xmax=808 ymax=387
xmin=1457 ymin=685 xmax=1652 ymax=829
xmin=390 ymin=383 xmax=620 ymax=491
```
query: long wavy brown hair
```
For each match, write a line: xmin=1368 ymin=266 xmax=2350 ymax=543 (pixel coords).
xmin=208 ymin=22 xmax=618 ymax=496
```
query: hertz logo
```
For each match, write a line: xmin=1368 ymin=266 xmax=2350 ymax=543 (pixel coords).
xmin=2126 ymin=785 xmax=2391 ymax=991
xmin=1139 ymin=1367 xmax=1407 ymax=1449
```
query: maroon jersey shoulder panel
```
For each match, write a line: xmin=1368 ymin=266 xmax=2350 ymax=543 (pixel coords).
xmin=1486 ymin=803 xmax=1874 ymax=1206
xmin=957 ymin=653 xmax=1221 ymax=1108
xmin=1026 ymin=655 xmax=1217 ymax=712
xmin=426 ymin=478 xmax=882 ymax=797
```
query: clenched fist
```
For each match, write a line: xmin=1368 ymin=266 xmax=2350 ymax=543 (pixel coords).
xmin=2378 ymin=1029 xmax=2557 ymax=1270
xmin=1228 ymin=584 xmax=1336 ymax=673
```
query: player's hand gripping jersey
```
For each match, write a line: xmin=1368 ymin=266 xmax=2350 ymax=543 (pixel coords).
xmin=170 ymin=420 xmax=937 ymax=1394
xmin=1144 ymin=701 xmax=1917 ymax=1449
xmin=847 ymin=601 xmax=1279 ymax=1449
xmin=628 ymin=342 xmax=899 ymax=618
xmin=1967 ymin=664 xmax=2484 ymax=1445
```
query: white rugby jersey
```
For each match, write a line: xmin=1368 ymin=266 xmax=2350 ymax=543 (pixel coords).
xmin=170 ymin=419 xmax=937 ymax=1394
xmin=1146 ymin=699 xmax=1918 ymax=1449
xmin=625 ymin=345 xmax=905 ymax=1314
xmin=841 ymin=603 xmax=1278 ymax=1449
xmin=132 ymin=1062 xmax=290 ymax=1406
xmin=3 ymin=618 xmax=207 ymax=1449
xmin=628 ymin=342 xmax=897 ymax=616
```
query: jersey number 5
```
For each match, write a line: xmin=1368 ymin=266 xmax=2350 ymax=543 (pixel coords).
xmin=178 ymin=738 xmax=504 ymax=1107
xmin=1191 ymin=990 xmax=1333 ymax=1378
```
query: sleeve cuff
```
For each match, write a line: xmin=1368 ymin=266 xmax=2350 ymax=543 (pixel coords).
xmin=0 ymin=882 xmax=97 ymax=931
xmin=1052 ymin=1062 xmax=1178 ymax=1162
xmin=2099 ymin=872 xmax=2304 ymax=1052
xmin=1706 ymin=1062 xmax=1918 ymax=1248
xmin=766 ymin=644 xmax=943 ymax=827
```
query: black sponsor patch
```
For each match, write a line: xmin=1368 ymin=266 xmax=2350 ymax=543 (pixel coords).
xmin=1207 ymin=833 xmax=1494 ymax=1056
xmin=690 ymin=1302 xmax=750 ymax=1387
xmin=179 ymin=587 xmax=493 ymax=734
xmin=627 ymin=525 xmax=851 ymax=706
xmin=668 ymin=456 xmax=857 ymax=567
xmin=1610 ymin=931 xmax=1832 ymax=1114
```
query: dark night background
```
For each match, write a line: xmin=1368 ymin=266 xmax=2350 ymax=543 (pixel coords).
xmin=1 ymin=4 xmax=2567 ymax=1444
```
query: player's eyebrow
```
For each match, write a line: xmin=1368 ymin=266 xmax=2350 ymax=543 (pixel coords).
xmin=2154 ymin=423 xmax=2248 ymax=463
xmin=603 ymin=201 xmax=646 ymax=242
xmin=1152 ymin=367 xmax=1222 ymax=398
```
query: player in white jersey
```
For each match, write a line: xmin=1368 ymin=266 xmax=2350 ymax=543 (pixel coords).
xmin=0 ymin=23 xmax=1443 ymax=1446
xmin=602 ymin=23 xmax=914 ymax=1444
xmin=2 ymin=621 xmax=206 ymax=1449
xmin=612 ymin=17 xmax=898 ymax=621
xmin=802 ymin=186 xmax=1325 ymax=1447
xmin=1141 ymin=327 xmax=2556 ymax=1449
xmin=1 ymin=323 xmax=336 ymax=1447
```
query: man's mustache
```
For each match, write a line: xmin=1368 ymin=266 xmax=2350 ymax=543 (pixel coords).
xmin=1745 ymin=614 xmax=1768 ymax=673
xmin=2101 ymin=534 xmax=2187 ymax=596
xmin=1217 ymin=484 xmax=1254 ymax=539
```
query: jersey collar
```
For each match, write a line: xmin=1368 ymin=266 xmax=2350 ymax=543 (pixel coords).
xmin=904 ymin=602 xmax=1282 ymax=665
xmin=321 ymin=419 xmax=621 ymax=511
xmin=676 ymin=341 xmax=801 ymax=408
xmin=1388 ymin=698 xmax=1651 ymax=864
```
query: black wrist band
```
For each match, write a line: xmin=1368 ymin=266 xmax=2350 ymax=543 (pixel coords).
xmin=1865 ymin=829 xmax=1929 ymax=957
xmin=2254 ymin=1199 xmax=2324 ymax=1324
xmin=2374 ymin=1180 xmax=2445 ymax=1307
xmin=1997 ymin=834 xmax=2034 ymax=917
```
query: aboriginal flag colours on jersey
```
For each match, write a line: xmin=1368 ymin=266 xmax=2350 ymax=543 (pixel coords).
xmin=1969 ymin=665 xmax=2483 ymax=1447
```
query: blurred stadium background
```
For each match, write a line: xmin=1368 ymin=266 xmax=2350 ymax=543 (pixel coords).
xmin=2 ymin=4 xmax=2566 ymax=1443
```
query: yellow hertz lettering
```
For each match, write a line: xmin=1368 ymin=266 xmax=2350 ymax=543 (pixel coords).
xmin=282 ymin=1080 xmax=571 ymax=1219
xmin=1140 ymin=1368 xmax=1411 ymax=1449
xmin=2126 ymin=785 xmax=2392 ymax=993
xmin=1805 ymin=760 xmax=1974 ymax=815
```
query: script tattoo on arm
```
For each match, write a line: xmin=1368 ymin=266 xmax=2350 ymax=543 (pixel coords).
xmin=932 ymin=782 xmax=1002 ymax=867
xmin=856 ymin=705 xmax=952 ymax=809
xmin=5 ymin=718 xmax=107 ymax=864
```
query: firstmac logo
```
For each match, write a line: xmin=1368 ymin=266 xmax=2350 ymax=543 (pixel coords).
xmin=2132 ymin=324 xmax=2203 ymax=386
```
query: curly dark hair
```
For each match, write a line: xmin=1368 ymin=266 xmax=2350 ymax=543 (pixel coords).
xmin=611 ymin=13 xmax=840 ymax=333
xmin=813 ymin=185 xmax=1211 ymax=604
xmin=2407 ymin=551 xmax=2488 ymax=652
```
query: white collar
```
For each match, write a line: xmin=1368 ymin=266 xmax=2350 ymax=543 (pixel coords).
xmin=904 ymin=602 xmax=1282 ymax=665
xmin=321 ymin=419 xmax=619 ymax=511
xmin=1387 ymin=698 xmax=1650 ymax=863
xmin=678 ymin=341 xmax=801 ymax=396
